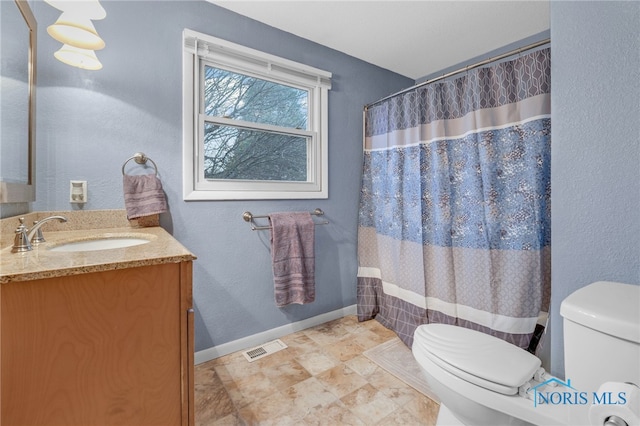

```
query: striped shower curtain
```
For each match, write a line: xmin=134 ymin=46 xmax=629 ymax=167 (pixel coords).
xmin=357 ymin=48 xmax=551 ymax=350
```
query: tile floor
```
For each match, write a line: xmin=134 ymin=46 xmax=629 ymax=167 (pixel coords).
xmin=195 ymin=315 xmax=440 ymax=425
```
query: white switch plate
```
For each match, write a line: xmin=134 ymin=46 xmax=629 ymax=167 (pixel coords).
xmin=70 ymin=180 xmax=87 ymax=203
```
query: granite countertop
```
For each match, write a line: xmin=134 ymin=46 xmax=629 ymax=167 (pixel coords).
xmin=0 ymin=226 xmax=196 ymax=284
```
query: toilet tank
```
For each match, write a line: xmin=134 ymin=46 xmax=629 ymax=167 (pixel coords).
xmin=560 ymin=281 xmax=640 ymax=393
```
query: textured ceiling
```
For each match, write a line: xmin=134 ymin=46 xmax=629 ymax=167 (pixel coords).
xmin=210 ymin=1 xmax=550 ymax=80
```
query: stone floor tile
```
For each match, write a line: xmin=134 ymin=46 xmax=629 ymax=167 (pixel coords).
xmin=285 ymin=377 xmax=338 ymax=413
xmin=295 ymin=348 xmax=340 ymax=376
xmin=340 ymin=383 xmax=400 ymax=425
xmin=402 ymin=392 xmax=440 ymax=425
xmin=316 ymin=364 xmax=369 ymax=399
xmin=303 ymin=400 xmax=366 ymax=425
xmin=344 ymin=354 xmax=379 ymax=378
xmin=324 ymin=336 xmax=367 ymax=362
xmin=263 ymin=358 xmax=312 ymax=390
xmin=376 ymin=407 xmax=427 ymax=425
xmin=237 ymin=389 xmax=304 ymax=425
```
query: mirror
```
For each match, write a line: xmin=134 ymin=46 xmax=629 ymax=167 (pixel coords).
xmin=0 ymin=0 xmax=36 ymax=203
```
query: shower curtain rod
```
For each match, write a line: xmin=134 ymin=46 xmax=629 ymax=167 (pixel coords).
xmin=364 ymin=38 xmax=550 ymax=110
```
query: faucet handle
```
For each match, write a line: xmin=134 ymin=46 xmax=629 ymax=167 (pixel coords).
xmin=31 ymin=220 xmax=46 ymax=244
xmin=12 ymin=217 xmax=32 ymax=253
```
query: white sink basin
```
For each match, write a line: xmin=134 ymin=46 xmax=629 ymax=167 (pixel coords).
xmin=49 ymin=237 xmax=151 ymax=252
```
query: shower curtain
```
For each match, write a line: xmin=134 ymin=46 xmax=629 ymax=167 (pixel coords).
xmin=357 ymin=48 xmax=551 ymax=350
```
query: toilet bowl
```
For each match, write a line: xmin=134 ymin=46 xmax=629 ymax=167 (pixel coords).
xmin=412 ymin=281 xmax=640 ymax=426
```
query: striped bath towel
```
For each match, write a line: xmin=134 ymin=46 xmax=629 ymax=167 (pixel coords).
xmin=123 ymin=174 xmax=168 ymax=220
xmin=269 ymin=212 xmax=315 ymax=307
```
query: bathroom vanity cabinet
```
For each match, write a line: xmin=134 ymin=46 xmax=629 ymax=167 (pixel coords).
xmin=0 ymin=260 xmax=194 ymax=426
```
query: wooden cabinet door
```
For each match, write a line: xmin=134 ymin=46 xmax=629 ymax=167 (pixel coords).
xmin=1 ymin=263 xmax=188 ymax=426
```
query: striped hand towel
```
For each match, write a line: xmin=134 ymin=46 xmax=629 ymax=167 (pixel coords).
xmin=123 ymin=174 xmax=168 ymax=220
xmin=269 ymin=212 xmax=315 ymax=307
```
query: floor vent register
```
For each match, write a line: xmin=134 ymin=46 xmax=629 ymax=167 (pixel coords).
xmin=241 ymin=339 xmax=288 ymax=362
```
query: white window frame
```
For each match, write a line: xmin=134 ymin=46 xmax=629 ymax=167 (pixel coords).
xmin=182 ymin=29 xmax=331 ymax=200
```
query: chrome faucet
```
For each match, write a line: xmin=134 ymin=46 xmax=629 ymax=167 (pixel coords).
xmin=12 ymin=215 xmax=68 ymax=252
xmin=29 ymin=215 xmax=68 ymax=243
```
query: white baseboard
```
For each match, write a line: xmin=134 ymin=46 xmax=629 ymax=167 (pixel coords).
xmin=194 ymin=304 xmax=357 ymax=365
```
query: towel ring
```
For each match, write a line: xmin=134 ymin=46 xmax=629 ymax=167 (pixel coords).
xmin=122 ymin=152 xmax=158 ymax=176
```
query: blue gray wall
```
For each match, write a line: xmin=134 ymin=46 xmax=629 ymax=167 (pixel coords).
xmin=22 ymin=0 xmax=640 ymax=375
xmin=30 ymin=1 xmax=412 ymax=351
xmin=549 ymin=1 xmax=640 ymax=377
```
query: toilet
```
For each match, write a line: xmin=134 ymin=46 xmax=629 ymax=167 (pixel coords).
xmin=412 ymin=281 xmax=640 ymax=426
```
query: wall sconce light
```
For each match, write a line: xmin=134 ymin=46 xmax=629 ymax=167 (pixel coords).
xmin=54 ymin=44 xmax=103 ymax=70
xmin=44 ymin=0 xmax=106 ymax=20
xmin=47 ymin=13 xmax=105 ymax=50
xmin=44 ymin=0 xmax=106 ymax=70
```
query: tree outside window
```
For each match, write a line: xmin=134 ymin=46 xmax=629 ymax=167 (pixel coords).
xmin=203 ymin=66 xmax=309 ymax=182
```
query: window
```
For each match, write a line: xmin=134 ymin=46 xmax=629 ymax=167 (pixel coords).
xmin=182 ymin=29 xmax=331 ymax=200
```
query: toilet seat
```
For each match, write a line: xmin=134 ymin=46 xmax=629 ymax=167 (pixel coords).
xmin=414 ymin=324 xmax=541 ymax=395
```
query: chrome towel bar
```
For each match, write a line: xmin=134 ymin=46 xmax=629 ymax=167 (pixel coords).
xmin=242 ymin=208 xmax=329 ymax=231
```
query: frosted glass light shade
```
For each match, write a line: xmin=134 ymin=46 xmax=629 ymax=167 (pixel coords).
xmin=43 ymin=0 xmax=106 ymax=20
xmin=54 ymin=44 xmax=103 ymax=70
xmin=47 ymin=12 xmax=105 ymax=50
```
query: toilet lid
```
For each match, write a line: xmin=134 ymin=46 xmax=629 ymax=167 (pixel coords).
xmin=414 ymin=324 xmax=541 ymax=395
